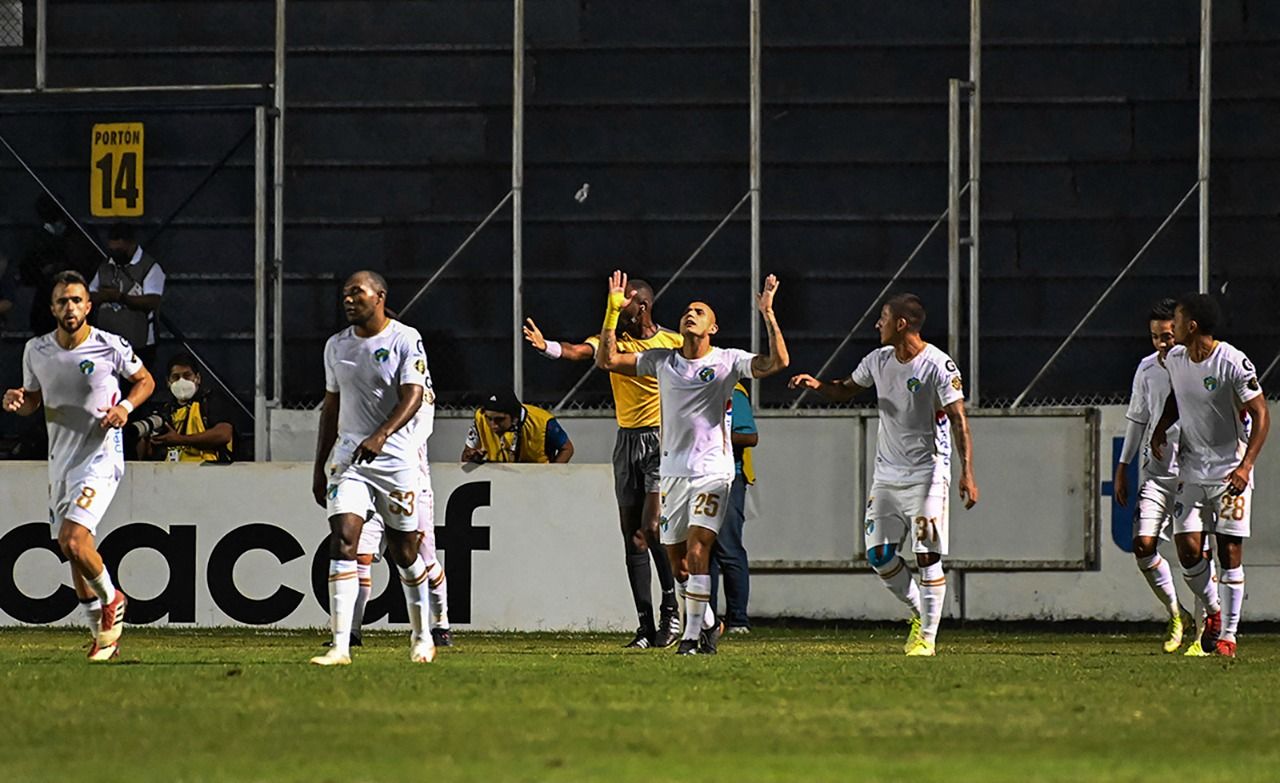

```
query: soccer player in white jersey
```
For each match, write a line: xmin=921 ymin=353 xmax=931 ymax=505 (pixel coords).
xmin=309 ymin=271 xmax=437 ymax=666
xmin=595 ymin=270 xmax=789 ymax=655
xmin=348 ymin=407 xmax=451 ymax=648
xmin=1113 ymin=298 xmax=1213 ymax=655
xmin=1150 ymin=293 xmax=1269 ymax=658
xmin=789 ymin=294 xmax=977 ymax=657
xmin=4 ymin=270 xmax=155 ymax=662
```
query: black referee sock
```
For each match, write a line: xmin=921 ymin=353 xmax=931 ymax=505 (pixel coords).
xmin=626 ymin=549 xmax=656 ymax=633
xmin=651 ymin=545 xmax=678 ymax=612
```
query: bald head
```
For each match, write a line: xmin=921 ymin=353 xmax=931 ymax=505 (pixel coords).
xmin=679 ymin=300 xmax=718 ymax=340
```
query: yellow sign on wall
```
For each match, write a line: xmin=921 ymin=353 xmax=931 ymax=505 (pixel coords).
xmin=90 ymin=123 xmax=144 ymax=217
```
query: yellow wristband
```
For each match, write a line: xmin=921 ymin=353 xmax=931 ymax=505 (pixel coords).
xmin=603 ymin=308 xmax=620 ymax=331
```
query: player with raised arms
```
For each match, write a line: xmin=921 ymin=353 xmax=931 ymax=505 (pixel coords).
xmin=1112 ymin=298 xmax=1211 ymax=654
xmin=1150 ymin=293 xmax=1269 ymax=658
xmin=4 ymin=269 xmax=155 ymax=661
xmin=523 ymin=276 xmax=683 ymax=648
xmin=595 ymin=270 xmax=789 ymax=655
xmin=309 ymin=270 xmax=436 ymax=666
xmin=788 ymin=294 xmax=977 ymax=657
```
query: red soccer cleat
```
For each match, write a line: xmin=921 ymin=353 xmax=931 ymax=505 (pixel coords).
xmin=87 ymin=641 xmax=119 ymax=662
xmin=98 ymin=591 xmax=128 ymax=647
xmin=1200 ymin=610 xmax=1222 ymax=654
xmin=1215 ymin=639 xmax=1237 ymax=658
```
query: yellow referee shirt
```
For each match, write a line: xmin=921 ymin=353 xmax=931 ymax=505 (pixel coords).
xmin=585 ymin=328 xmax=684 ymax=428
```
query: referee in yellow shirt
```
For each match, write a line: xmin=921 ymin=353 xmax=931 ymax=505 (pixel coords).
xmin=524 ymin=278 xmax=682 ymax=648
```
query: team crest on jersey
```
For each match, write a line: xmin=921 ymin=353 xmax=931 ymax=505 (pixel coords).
xmin=373 ymin=347 xmax=391 ymax=363
xmin=78 ymin=359 xmax=95 ymax=375
xmin=697 ymin=367 xmax=717 ymax=383
xmin=906 ymin=377 xmax=922 ymax=393
xmin=864 ymin=519 xmax=875 ymax=535
xmin=1203 ymin=376 xmax=1218 ymax=391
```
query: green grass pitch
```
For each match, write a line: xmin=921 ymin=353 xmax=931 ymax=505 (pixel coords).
xmin=2 ymin=626 xmax=1279 ymax=782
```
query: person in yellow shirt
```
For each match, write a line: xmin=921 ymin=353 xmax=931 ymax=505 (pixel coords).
xmin=137 ymin=353 xmax=233 ymax=462
xmin=461 ymin=389 xmax=574 ymax=464
xmin=523 ymin=278 xmax=682 ymax=648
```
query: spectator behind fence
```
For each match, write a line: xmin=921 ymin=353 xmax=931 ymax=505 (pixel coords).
xmin=18 ymin=194 xmax=99 ymax=335
xmin=461 ymin=389 xmax=574 ymax=464
xmin=135 ymin=352 xmax=233 ymax=463
xmin=90 ymin=222 xmax=164 ymax=369
xmin=0 ymin=253 xmax=15 ymax=328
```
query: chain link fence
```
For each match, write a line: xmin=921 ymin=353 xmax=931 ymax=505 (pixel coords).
xmin=0 ymin=2 xmax=21 ymax=47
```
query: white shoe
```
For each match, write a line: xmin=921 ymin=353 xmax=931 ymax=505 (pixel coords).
xmin=309 ymin=648 xmax=351 ymax=666
xmin=410 ymin=639 xmax=436 ymax=663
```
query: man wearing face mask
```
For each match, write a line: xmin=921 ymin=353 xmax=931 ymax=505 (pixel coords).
xmin=89 ymin=222 xmax=165 ymax=370
xmin=136 ymin=353 xmax=233 ymax=463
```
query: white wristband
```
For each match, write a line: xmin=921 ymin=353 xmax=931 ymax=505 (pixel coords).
xmin=118 ymin=399 xmax=134 ymax=414
xmin=541 ymin=341 xmax=563 ymax=360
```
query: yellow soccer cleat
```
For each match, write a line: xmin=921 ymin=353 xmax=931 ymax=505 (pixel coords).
xmin=905 ymin=637 xmax=936 ymax=657
xmin=309 ymin=649 xmax=351 ymax=666
xmin=1162 ymin=612 xmax=1186 ymax=654
xmin=903 ymin=615 xmax=922 ymax=653
xmin=1183 ymin=631 xmax=1211 ymax=657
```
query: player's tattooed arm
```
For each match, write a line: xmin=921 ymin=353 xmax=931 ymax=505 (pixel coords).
xmin=1228 ymin=395 xmax=1270 ymax=495
xmin=2 ymin=387 xmax=42 ymax=416
xmin=313 ymin=391 xmax=341 ymax=507
xmin=750 ymin=275 xmax=790 ymax=378
xmin=595 ymin=270 xmax=640 ymax=376
xmin=523 ymin=317 xmax=596 ymax=361
xmin=355 ymin=383 xmax=425 ymax=464
xmin=787 ymin=374 xmax=866 ymax=402
xmin=944 ymin=400 xmax=979 ymax=509
xmin=1150 ymin=392 xmax=1180 ymax=461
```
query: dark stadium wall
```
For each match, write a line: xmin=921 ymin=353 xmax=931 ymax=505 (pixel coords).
xmin=0 ymin=1 xmax=1276 ymax=409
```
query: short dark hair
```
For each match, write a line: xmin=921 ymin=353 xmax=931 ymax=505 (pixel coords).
xmin=1176 ymin=292 xmax=1220 ymax=335
xmin=166 ymin=352 xmax=201 ymax=376
xmin=1148 ymin=298 xmax=1177 ymax=322
xmin=51 ymin=270 xmax=88 ymax=291
xmin=629 ymin=278 xmax=655 ymax=305
xmin=107 ymin=222 xmax=136 ymax=242
xmin=884 ymin=293 xmax=926 ymax=332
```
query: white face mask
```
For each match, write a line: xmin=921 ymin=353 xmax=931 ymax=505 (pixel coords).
xmin=169 ymin=379 xmax=197 ymax=402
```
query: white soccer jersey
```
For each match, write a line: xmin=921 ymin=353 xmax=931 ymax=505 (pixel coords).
xmin=323 ymin=319 xmax=432 ymax=466
xmin=636 ymin=346 xmax=755 ymax=479
xmin=21 ymin=327 xmax=143 ymax=482
xmin=852 ymin=343 xmax=964 ymax=484
xmin=1124 ymin=352 xmax=1179 ymax=481
xmin=1164 ymin=341 xmax=1261 ymax=483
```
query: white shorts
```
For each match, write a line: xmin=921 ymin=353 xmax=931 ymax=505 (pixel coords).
xmin=864 ymin=474 xmax=950 ymax=557
xmin=356 ymin=470 xmax=437 ymax=561
xmin=1172 ymin=480 xmax=1252 ymax=538
xmin=49 ymin=465 xmax=122 ymax=536
xmin=659 ymin=475 xmax=733 ymax=546
xmin=325 ymin=442 xmax=421 ymax=533
xmin=1134 ymin=474 xmax=1178 ymax=541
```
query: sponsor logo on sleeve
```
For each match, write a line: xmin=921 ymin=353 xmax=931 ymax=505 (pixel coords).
xmin=1248 ymin=378 xmax=1260 ymax=391
xmin=945 ymin=360 xmax=958 ymax=373
xmin=414 ymin=358 xmax=426 ymax=374
xmin=1243 ymin=358 xmax=1256 ymax=373
xmin=951 ymin=376 xmax=963 ymax=392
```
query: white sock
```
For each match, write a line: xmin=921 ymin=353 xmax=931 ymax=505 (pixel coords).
xmin=1136 ymin=553 xmax=1180 ymax=619
xmin=328 ymin=559 xmax=359 ymax=656
xmin=918 ymin=562 xmax=946 ymax=643
xmin=398 ymin=556 xmax=433 ymax=646
xmin=1181 ymin=558 xmax=1220 ymax=615
xmin=80 ymin=597 xmax=102 ymax=636
xmin=683 ymin=574 xmax=711 ymax=642
xmin=85 ymin=567 xmax=117 ymax=605
xmin=426 ymin=560 xmax=449 ymax=629
xmin=352 ymin=562 xmax=372 ymax=637
xmin=871 ymin=556 xmax=922 ymax=617
xmin=1220 ymin=566 xmax=1244 ymax=643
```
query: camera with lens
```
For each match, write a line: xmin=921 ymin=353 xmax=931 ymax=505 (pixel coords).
xmin=130 ymin=414 xmax=168 ymax=439
xmin=466 ymin=451 xmax=488 ymax=465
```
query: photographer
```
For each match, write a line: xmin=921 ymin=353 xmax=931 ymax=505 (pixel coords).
xmin=461 ymin=389 xmax=573 ymax=464
xmin=89 ymin=222 xmax=164 ymax=370
xmin=135 ymin=353 xmax=233 ymax=463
